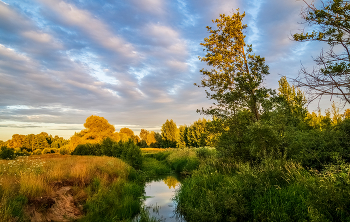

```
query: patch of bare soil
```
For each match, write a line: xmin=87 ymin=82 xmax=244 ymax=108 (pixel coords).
xmin=25 ymin=186 xmax=83 ymax=222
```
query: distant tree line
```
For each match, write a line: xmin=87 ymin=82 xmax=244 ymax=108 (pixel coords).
xmin=0 ymin=132 xmax=68 ymax=153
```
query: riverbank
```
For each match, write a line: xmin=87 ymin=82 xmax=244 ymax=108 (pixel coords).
xmin=0 ymin=154 xmax=156 ymax=222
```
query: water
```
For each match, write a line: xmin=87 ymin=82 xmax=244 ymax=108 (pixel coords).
xmin=144 ymin=175 xmax=185 ymax=222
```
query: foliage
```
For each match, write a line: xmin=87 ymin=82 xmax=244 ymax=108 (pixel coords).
xmin=72 ymin=138 xmax=143 ymax=170
xmin=68 ymin=115 xmax=138 ymax=150
xmin=177 ymin=125 xmax=188 ymax=148
xmin=293 ymin=0 xmax=350 ymax=104
xmin=187 ymin=119 xmax=208 ymax=147
xmin=176 ymin=159 xmax=350 ymax=222
xmin=161 ymin=119 xmax=179 ymax=148
xmin=141 ymin=157 xmax=171 ymax=177
xmin=4 ymin=133 xmax=68 ymax=153
xmin=196 ymin=11 xmax=271 ymax=121
xmin=139 ymin=129 xmax=157 ymax=147
xmin=81 ymin=180 xmax=144 ymax=222
xmin=166 ymin=149 xmax=200 ymax=173
xmin=0 ymin=146 xmax=15 ymax=160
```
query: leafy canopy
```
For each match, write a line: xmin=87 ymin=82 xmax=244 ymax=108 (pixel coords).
xmin=196 ymin=10 xmax=270 ymax=121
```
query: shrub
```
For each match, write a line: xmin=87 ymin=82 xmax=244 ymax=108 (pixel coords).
xmin=71 ymin=139 xmax=143 ymax=170
xmin=72 ymin=143 xmax=101 ymax=156
xmin=121 ymin=140 xmax=143 ymax=170
xmin=32 ymin=149 xmax=42 ymax=155
xmin=196 ymin=147 xmax=216 ymax=159
xmin=285 ymin=128 xmax=348 ymax=170
xmin=42 ymin=148 xmax=51 ymax=154
xmin=0 ymin=146 xmax=15 ymax=160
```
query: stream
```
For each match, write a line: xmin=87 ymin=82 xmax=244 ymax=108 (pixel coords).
xmin=143 ymin=175 xmax=186 ymax=222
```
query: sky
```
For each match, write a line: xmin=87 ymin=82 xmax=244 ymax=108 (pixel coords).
xmin=0 ymin=0 xmax=335 ymax=141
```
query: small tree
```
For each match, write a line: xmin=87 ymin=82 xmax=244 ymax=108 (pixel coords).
xmin=161 ymin=119 xmax=179 ymax=148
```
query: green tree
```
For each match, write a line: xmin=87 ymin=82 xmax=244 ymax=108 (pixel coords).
xmin=268 ymin=76 xmax=308 ymax=128
xmin=293 ymin=0 xmax=350 ymax=104
xmin=178 ymin=125 xmax=189 ymax=148
xmin=153 ymin=132 xmax=163 ymax=148
xmin=161 ymin=119 xmax=179 ymax=148
xmin=187 ymin=119 xmax=208 ymax=147
xmin=196 ymin=11 xmax=270 ymax=121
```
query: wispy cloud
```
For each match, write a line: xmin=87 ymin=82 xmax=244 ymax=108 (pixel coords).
xmin=0 ymin=0 xmax=330 ymax=140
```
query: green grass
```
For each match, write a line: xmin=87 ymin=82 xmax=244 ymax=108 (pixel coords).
xmin=141 ymin=157 xmax=171 ymax=177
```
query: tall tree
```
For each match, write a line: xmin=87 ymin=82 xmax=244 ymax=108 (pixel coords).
xmin=277 ymin=76 xmax=308 ymax=122
xmin=146 ymin=131 xmax=157 ymax=146
xmin=7 ymin=134 xmax=26 ymax=148
xmin=69 ymin=115 xmax=116 ymax=149
xmin=196 ymin=11 xmax=270 ymax=121
xmin=119 ymin=127 xmax=134 ymax=138
xmin=139 ymin=129 xmax=149 ymax=142
xmin=293 ymin=0 xmax=350 ymax=104
xmin=161 ymin=119 xmax=179 ymax=148
xmin=178 ymin=125 xmax=189 ymax=148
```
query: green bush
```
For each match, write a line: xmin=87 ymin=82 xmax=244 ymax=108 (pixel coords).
xmin=122 ymin=141 xmax=143 ymax=170
xmin=285 ymin=128 xmax=348 ymax=170
xmin=176 ymin=159 xmax=350 ymax=221
xmin=196 ymin=147 xmax=216 ymax=159
xmin=71 ymin=138 xmax=143 ymax=170
xmin=72 ymin=143 xmax=102 ymax=156
xmin=0 ymin=146 xmax=15 ymax=160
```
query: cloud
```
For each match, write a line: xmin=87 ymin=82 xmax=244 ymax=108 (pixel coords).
xmin=36 ymin=0 xmax=138 ymax=60
xmin=0 ymin=0 xmax=335 ymax=141
xmin=130 ymin=0 xmax=164 ymax=15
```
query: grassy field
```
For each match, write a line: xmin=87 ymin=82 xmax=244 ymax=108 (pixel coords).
xmin=0 ymin=154 xmax=149 ymax=221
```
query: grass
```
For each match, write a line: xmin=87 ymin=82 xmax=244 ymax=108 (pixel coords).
xmin=0 ymin=154 xmax=133 ymax=221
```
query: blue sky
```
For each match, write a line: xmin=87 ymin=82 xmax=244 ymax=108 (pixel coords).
xmin=0 ymin=0 xmax=332 ymax=140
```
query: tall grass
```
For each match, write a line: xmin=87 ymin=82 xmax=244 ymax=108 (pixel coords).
xmin=166 ymin=148 xmax=200 ymax=174
xmin=0 ymin=154 xmax=131 ymax=221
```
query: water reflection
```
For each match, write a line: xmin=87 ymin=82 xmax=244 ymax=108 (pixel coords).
xmin=163 ymin=176 xmax=180 ymax=189
xmin=144 ymin=175 xmax=185 ymax=221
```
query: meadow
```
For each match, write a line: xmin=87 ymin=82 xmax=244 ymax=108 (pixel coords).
xmin=0 ymin=154 xmax=156 ymax=222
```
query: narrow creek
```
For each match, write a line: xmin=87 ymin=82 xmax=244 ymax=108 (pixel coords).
xmin=144 ymin=175 xmax=186 ymax=222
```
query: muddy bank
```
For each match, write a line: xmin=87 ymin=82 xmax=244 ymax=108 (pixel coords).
xmin=25 ymin=184 xmax=83 ymax=222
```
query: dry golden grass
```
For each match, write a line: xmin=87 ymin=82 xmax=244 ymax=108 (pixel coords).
xmin=0 ymin=154 xmax=130 ymax=221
